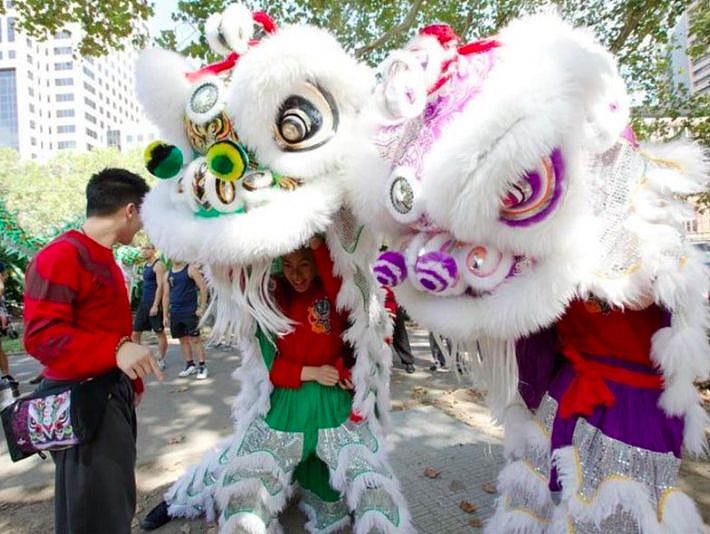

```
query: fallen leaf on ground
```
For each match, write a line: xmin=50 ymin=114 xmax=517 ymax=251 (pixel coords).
xmin=180 ymin=524 xmax=191 ymax=533
xmin=469 ymin=517 xmax=483 ymax=528
xmin=423 ymin=467 xmax=441 ymax=479
xmin=459 ymin=500 xmax=477 ymax=513
xmin=482 ymin=481 xmax=497 ymax=494
xmin=449 ymin=479 xmax=466 ymax=492
xmin=170 ymin=385 xmax=189 ymax=393
xmin=169 ymin=435 xmax=186 ymax=445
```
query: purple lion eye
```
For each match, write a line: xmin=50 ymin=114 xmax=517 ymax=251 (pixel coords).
xmin=499 ymin=148 xmax=565 ymax=227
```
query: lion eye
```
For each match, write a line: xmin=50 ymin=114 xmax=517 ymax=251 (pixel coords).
xmin=273 ymin=82 xmax=338 ymax=152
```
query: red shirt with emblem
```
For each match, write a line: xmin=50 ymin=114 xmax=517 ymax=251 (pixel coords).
xmin=23 ymin=230 xmax=142 ymax=392
xmin=269 ymin=245 xmax=347 ymax=388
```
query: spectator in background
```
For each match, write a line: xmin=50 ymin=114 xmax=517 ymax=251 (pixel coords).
xmin=23 ymin=168 xmax=163 ymax=534
xmin=383 ymin=286 xmax=415 ymax=374
xmin=131 ymin=243 xmax=169 ymax=370
xmin=164 ymin=261 xmax=209 ymax=379
xmin=0 ymin=262 xmax=19 ymax=396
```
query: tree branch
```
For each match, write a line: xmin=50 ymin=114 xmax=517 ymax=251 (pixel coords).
xmin=609 ymin=0 xmax=656 ymax=53
xmin=355 ymin=0 xmax=425 ymax=58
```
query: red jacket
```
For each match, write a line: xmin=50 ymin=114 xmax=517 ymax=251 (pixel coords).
xmin=23 ymin=230 xmax=142 ymax=392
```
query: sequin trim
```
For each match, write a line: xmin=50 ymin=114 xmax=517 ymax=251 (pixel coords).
xmin=353 ymin=486 xmax=400 ymax=527
xmin=571 ymin=419 xmax=680 ymax=506
xmin=300 ymin=489 xmax=350 ymax=531
xmin=316 ymin=420 xmax=379 ymax=469
xmin=222 ymin=466 xmax=283 ymax=496
xmin=334 ymin=206 xmax=364 ymax=254
xmin=236 ymin=418 xmax=304 ymax=474
xmin=223 ymin=494 xmax=272 ymax=524
xmin=570 ymin=505 xmax=641 ymax=533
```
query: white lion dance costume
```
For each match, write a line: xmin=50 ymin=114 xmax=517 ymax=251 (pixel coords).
xmin=346 ymin=15 xmax=709 ymax=534
xmin=135 ymin=5 xmax=411 ymax=533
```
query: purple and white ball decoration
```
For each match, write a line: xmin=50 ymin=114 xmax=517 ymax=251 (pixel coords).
xmin=413 ymin=250 xmax=459 ymax=293
xmin=373 ymin=250 xmax=408 ymax=287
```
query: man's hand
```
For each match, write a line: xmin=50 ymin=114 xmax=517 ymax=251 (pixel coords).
xmin=302 ymin=365 xmax=339 ymax=386
xmin=149 ymin=305 xmax=159 ymax=317
xmin=116 ymin=342 xmax=164 ymax=381
xmin=196 ymin=307 xmax=205 ymax=318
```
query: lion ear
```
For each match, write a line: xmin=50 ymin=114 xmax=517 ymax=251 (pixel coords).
xmin=135 ymin=48 xmax=194 ymax=157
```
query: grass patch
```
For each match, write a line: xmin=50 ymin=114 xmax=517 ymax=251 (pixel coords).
xmin=2 ymin=322 xmax=25 ymax=354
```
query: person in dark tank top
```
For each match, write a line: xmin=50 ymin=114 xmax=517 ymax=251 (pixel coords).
xmin=164 ymin=261 xmax=209 ymax=379
xmin=131 ymin=243 xmax=169 ymax=369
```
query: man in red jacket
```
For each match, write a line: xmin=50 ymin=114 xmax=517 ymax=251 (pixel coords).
xmin=23 ymin=168 xmax=163 ymax=534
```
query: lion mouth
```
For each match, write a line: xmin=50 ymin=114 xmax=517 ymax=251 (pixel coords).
xmin=175 ymin=158 xmax=305 ymax=219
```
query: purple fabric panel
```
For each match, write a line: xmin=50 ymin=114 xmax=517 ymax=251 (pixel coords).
xmin=515 ymin=326 xmax=560 ymax=411
xmin=547 ymin=360 xmax=684 ymax=491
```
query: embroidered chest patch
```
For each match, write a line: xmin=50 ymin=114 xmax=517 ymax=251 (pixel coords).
xmin=308 ymin=298 xmax=331 ymax=334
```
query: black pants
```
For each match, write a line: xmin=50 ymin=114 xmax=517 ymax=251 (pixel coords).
xmin=39 ymin=375 xmax=137 ymax=534
xmin=392 ymin=306 xmax=414 ymax=365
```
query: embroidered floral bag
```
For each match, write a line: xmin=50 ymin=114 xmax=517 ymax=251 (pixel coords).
xmin=1 ymin=370 xmax=119 ymax=462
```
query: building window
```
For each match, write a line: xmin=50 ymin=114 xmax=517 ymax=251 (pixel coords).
xmin=85 ymin=112 xmax=96 ymax=124
xmin=26 ymin=70 xmax=33 ymax=80
xmin=82 ymin=65 xmax=95 ymax=80
xmin=57 ymin=109 xmax=75 ymax=118
xmin=86 ymin=128 xmax=97 ymax=139
xmin=55 ymin=77 xmax=73 ymax=86
xmin=29 ymin=119 xmax=35 ymax=129
xmin=84 ymin=96 xmax=95 ymax=108
xmin=83 ymin=81 xmax=95 ymax=94
xmin=126 ymin=134 xmax=133 ymax=143
xmin=54 ymin=46 xmax=72 ymax=55
xmin=30 ymin=137 xmax=36 ymax=146
xmin=54 ymin=30 xmax=71 ymax=39
xmin=28 ymin=102 xmax=34 ymax=113
xmin=7 ymin=17 xmax=16 ymax=42
xmin=57 ymin=125 xmax=76 ymax=133
xmin=0 ymin=69 xmax=19 ymax=149
xmin=27 ymin=86 xmax=33 ymax=96
xmin=55 ymin=61 xmax=73 ymax=71
xmin=56 ymin=93 xmax=74 ymax=102
xmin=8 ymin=50 xmax=15 ymax=59
xmin=57 ymin=140 xmax=77 ymax=150
xmin=26 ymin=54 xmax=32 ymax=64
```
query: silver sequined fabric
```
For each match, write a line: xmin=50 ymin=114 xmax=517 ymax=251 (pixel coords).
xmin=236 ymin=418 xmax=304 ymax=474
xmin=316 ymin=421 xmax=379 ymax=469
xmin=572 ymin=418 xmax=680 ymax=506
xmin=223 ymin=493 xmax=272 ymax=524
xmin=334 ymin=206 xmax=364 ymax=254
xmin=222 ymin=466 xmax=283 ymax=496
xmin=300 ymin=489 xmax=349 ymax=530
xmin=572 ymin=504 xmax=642 ymax=534
xmin=353 ymin=486 xmax=401 ymax=527
xmin=589 ymin=141 xmax=645 ymax=279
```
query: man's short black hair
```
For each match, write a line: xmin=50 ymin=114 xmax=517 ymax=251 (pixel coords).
xmin=0 ymin=262 xmax=6 ymax=273
xmin=86 ymin=168 xmax=150 ymax=217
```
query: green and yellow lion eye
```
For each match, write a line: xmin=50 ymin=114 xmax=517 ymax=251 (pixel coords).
xmin=206 ymin=140 xmax=249 ymax=182
xmin=144 ymin=141 xmax=184 ymax=179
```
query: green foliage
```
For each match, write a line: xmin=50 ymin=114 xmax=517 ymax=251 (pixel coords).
xmin=0 ymin=0 xmax=153 ymax=57
xmin=158 ymin=0 xmax=706 ymax=148
xmin=0 ymin=147 xmax=150 ymax=238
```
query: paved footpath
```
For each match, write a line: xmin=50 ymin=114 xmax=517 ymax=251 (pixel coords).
xmin=0 ymin=327 xmax=707 ymax=532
